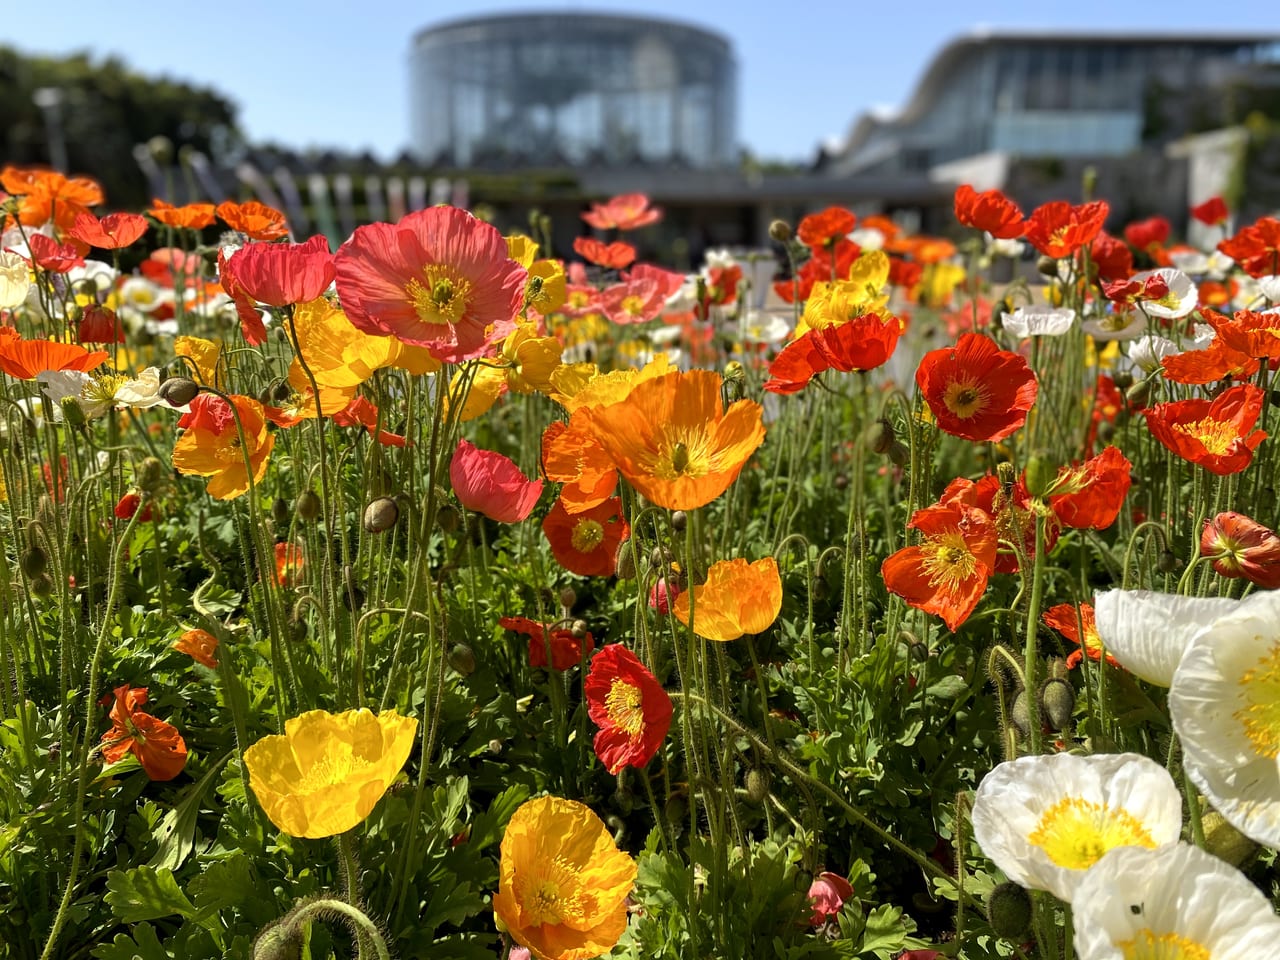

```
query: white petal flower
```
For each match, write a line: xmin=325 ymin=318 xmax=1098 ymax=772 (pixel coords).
xmin=1082 ymin=311 xmax=1147 ymax=342
xmin=1168 ymin=249 xmax=1210 ymax=275
xmin=1258 ymin=274 xmax=1280 ymax=303
xmin=703 ymin=248 xmax=737 ymax=270
xmin=849 ymin=227 xmax=885 ymax=251
xmin=971 ymin=752 xmax=1182 ymax=903
xmin=1127 ymin=335 xmax=1178 ymax=374
xmin=1093 ymin=590 xmax=1238 ymax=687
xmin=114 ymin=367 xmax=168 ymax=411
xmin=1133 ymin=268 xmax=1197 ymax=320
xmin=37 ymin=370 xmax=91 ymax=422
xmin=1169 ymin=589 xmax=1280 ymax=848
xmin=1072 ymin=843 xmax=1280 ymax=959
xmin=0 ymin=251 xmax=32 ymax=310
xmin=66 ymin=260 xmax=118 ymax=294
xmin=1004 ymin=306 xmax=1075 ymax=338
xmin=741 ymin=310 xmax=791 ymax=345
xmin=987 ymin=236 xmax=1025 ymax=259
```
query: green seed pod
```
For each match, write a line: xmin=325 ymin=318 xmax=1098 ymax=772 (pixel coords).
xmin=1039 ymin=677 xmax=1076 ymax=731
xmin=1157 ymin=550 xmax=1180 ymax=574
xmin=986 ymin=881 xmax=1033 ymax=940
xmin=253 ymin=920 xmax=304 ymax=960
xmin=20 ymin=545 xmax=47 ymax=579
xmin=295 ymin=490 xmax=321 ymax=522
xmin=615 ymin=540 xmax=637 ymax=579
xmin=158 ymin=377 xmax=200 ymax=407
xmin=1110 ymin=370 xmax=1134 ymax=391
xmin=448 ymin=643 xmax=477 ymax=677
xmin=887 ymin=440 xmax=910 ymax=467
xmin=671 ymin=510 xmax=687 ymax=533
xmin=362 ymin=496 xmax=399 ymax=534
xmin=59 ymin=396 xmax=87 ymax=428
xmin=1036 ymin=255 xmax=1059 ymax=277
xmin=744 ymin=768 xmax=771 ymax=805
xmin=136 ymin=456 xmax=167 ymax=495
xmin=1011 ymin=689 xmax=1033 ymax=738
xmin=1024 ymin=454 xmax=1055 ymax=499
xmin=271 ymin=498 xmax=291 ymax=528
xmin=570 ymin=619 xmax=589 ymax=640
xmin=768 ymin=219 xmax=792 ymax=243
xmin=865 ymin=418 xmax=895 ymax=455
xmin=1125 ymin=379 xmax=1152 ymax=408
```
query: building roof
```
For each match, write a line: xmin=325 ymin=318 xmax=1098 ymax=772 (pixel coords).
xmin=412 ymin=9 xmax=731 ymax=51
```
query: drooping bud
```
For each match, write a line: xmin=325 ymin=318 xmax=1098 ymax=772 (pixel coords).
xmin=158 ymin=377 xmax=200 ymax=407
xmin=1157 ymin=550 xmax=1180 ymax=574
xmin=671 ymin=510 xmax=687 ymax=533
xmin=1125 ymin=379 xmax=1152 ymax=408
xmin=253 ymin=920 xmax=304 ymax=960
xmin=448 ymin=643 xmax=477 ymax=676
xmin=615 ymin=540 xmax=637 ymax=579
xmin=20 ymin=545 xmax=47 ymax=579
xmin=362 ymin=497 xmax=399 ymax=534
xmin=271 ymin=497 xmax=291 ymax=528
xmin=1039 ymin=677 xmax=1076 ymax=731
xmin=886 ymin=440 xmax=909 ymax=467
xmin=1036 ymin=255 xmax=1059 ymax=277
xmin=295 ymin=490 xmax=321 ymax=522
xmin=559 ymin=585 xmax=577 ymax=611
xmin=744 ymin=768 xmax=770 ymax=805
xmin=865 ymin=418 xmax=895 ymax=455
xmin=986 ymin=881 xmax=1033 ymax=940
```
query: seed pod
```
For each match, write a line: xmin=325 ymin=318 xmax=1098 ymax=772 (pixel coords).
xmin=158 ymin=377 xmax=200 ymax=407
xmin=986 ymin=881 xmax=1033 ymax=940
xmin=744 ymin=768 xmax=771 ymax=805
xmin=362 ymin=496 xmax=399 ymax=534
xmin=887 ymin=440 xmax=910 ymax=467
xmin=295 ymin=490 xmax=321 ymax=522
xmin=1157 ymin=550 xmax=1180 ymax=574
xmin=615 ymin=540 xmax=637 ymax=579
xmin=448 ymin=643 xmax=477 ymax=676
xmin=570 ymin=619 xmax=589 ymax=639
xmin=671 ymin=510 xmax=687 ymax=533
xmin=436 ymin=503 xmax=461 ymax=533
xmin=1039 ymin=677 xmax=1076 ymax=731
xmin=865 ymin=418 xmax=895 ymax=455
xmin=833 ymin=473 xmax=849 ymax=490
xmin=1110 ymin=370 xmax=1134 ymax=391
xmin=137 ymin=457 xmax=167 ymax=495
xmin=271 ymin=497 xmax=290 ymax=528
xmin=768 ymin=219 xmax=792 ymax=243
xmin=1125 ymin=379 xmax=1152 ymax=408
xmin=20 ymin=545 xmax=47 ymax=579
xmin=559 ymin=585 xmax=577 ymax=611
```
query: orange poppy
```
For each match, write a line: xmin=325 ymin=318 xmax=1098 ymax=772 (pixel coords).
xmin=67 ymin=211 xmax=148 ymax=250
xmin=939 ymin=474 xmax=1049 ymax=576
xmin=585 ymin=644 xmax=671 ymax=774
xmin=1160 ymin=338 xmax=1258 ymax=385
xmin=1217 ymin=216 xmax=1280 ymax=278
xmin=764 ymin=313 xmax=901 ymax=394
xmin=0 ymin=166 xmax=103 ymax=232
xmin=583 ymin=369 xmax=764 ymax=511
xmin=581 ymin=193 xmax=663 ymax=231
xmin=1203 ymin=309 xmax=1280 ymax=361
xmin=672 ymin=556 xmax=782 ymax=641
xmin=172 ymin=393 xmax=275 ymax=499
xmin=274 ymin=542 xmax=305 ymax=588
xmin=1041 ymin=603 xmax=1119 ymax=670
xmin=796 ymin=207 xmax=856 ymax=251
xmin=573 ymin=236 xmax=636 ymax=270
xmin=1024 ymin=200 xmax=1109 ymax=259
xmin=1044 ymin=445 xmax=1132 ymax=531
xmin=99 ymin=685 xmax=187 ymax=780
xmin=1200 ymin=511 xmax=1280 ymax=589
xmin=915 ymin=333 xmax=1037 ymax=443
xmin=148 ymin=199 xmax=216 ymax=230
xmin=0 ymin=330 xmax=108 ymax=380
xmin=216 ymin=200 xmax=290 ymax=241
xmin=173 ymin=628 xmax=219 ymax=668
xmin=1144 ymin=383 xmax=1266 ymax=476
xmin=953 ymin=184 xmax=1024 ymax=239
xmin=881 ymin=501 xmax=997 ymax=632
xmin=541 ymin=416 xmax=618 ymax=513
xmin=542 ymin=496 xmax=629 ymax=577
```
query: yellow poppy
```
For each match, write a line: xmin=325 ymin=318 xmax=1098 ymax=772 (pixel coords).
xmin=173 ymin=335 xmax=223 ymax=388
xmin=243 ymin=708 xmax=417 ymax=838
xmin=500 ymin=323 xmax=562 ymax=394
xmin=171 ymin=394 xmax=274 ymax=500
xmin=493 ymin=796 xmax=636 ymax=960
xmin=673 ymin=556 xmax=782 ymax=641
xmin=505 ymin=234 xmax=540 ymax=268
xmin=526 ymin=259 xmax=567 ymax=315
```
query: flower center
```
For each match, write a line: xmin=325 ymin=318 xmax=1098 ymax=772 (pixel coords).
xmin=570 ymin=518 xmax=605 ymax=553
xmin=1172 ymin=417 xmax=1238 ymax=456
xmin=82 ymin=373 xmax=127 ymax=408
xmin=920 ymin=532 xmax=979 ymax=589
xmin=1027 ymin=796 xmax=1156 ymax=870
xmin=622 ymin=295 xmax=646 ymax=316
xmin=942 ymin=378 xmax=986 ymax=419
xmin=1234 ymin=640 xmax=1280 ymax=758
xmin=405 ymin=265 xmax=472 ymax=327
xmin=604 ymin=678 xmax=645 ymax=737
xmin=655 ymin=431 xmax=712 ymax=481
xmin=1118 ymin=930 xmax=1210 ymax=960
xmin=514 ymin=855 xmax=587 ymax=927
xmin=294 ymin=748 xmax=370 ymax=793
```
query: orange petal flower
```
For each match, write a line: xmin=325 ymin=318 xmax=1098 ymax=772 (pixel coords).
xmin=1204 ymin=308 xmax=1280 ymax=361
xmin=581 ymin=193 xmax=663 ymax=231
xmin=583 ymin=369 xmax=764 ymax=511
xmin=1200 ymin=512 xmax=1280 ymax=589
xmin=173 ymin=629 xmax=219 ymax=668
xmin=672 ymin=557 xmax=782 ymax=642
xmin=916 ymin=333 xmax=1038 ymax=443
xmin=0 ymin=166 xmax=103 ymax=231
xmin=954 ymin=184 xmax=1024 ymax=239
xmin=1042 ymin=603 xmax=1119 ymax=670
xmin=542 ymin=496 xmax=629 ymax=577
xmin=172 ymin=394 xmax=275 ymax=499
xmin=573 ymin=236 xmax=636 ymax=270
xmin=881 ymin=502 xmax=997 ymax=632
xmin=541 ymin=415 xmax=618 ymax=513
xmin=1160 ymin=338 xmax=1258 ymax=385
xmin=1217 ymin=216 xmax=1280 ymax=278
xmin=797 ymin=206 xmax=856 ymax=251
xmin=148 ymin=199 xmax=216 ymax=230
xmin=1024 ymin=200 xmax=1109 ymax=259
xmin=67 ymin=211 xmax=148 ymax=250
xmin=99 ymin=685 xmax=187 ymax=780
xmin=1144 ymin=383 xmax=1267 ymax=476
xmin=0 ymin=331 xmax=108 ymax=380
xmin=1045 ymin=445 xmax=1132 ymax=531
xmin=215 ymin=200 xmax=290 ymax=241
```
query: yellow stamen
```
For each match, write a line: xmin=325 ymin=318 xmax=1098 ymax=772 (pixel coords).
xmin=1027 ymin=796 xmax=1156 ymax=870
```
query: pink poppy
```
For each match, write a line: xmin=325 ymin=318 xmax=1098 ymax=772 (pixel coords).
xmin=808 ymin=872 xmax=854 ymax=925
xmin=581 ymin=193 xmax=663 ymax=231
xmin=449 ymin=439 xmax=542 ymax=523
xmin=334 ymin=206 xmax=526 ymax=362
xmin=23 ymin=233 xmax=84 ymax=273
xmin=220 ymin=234 xmax=334 ymax=307
xmin=625 ymin=262 xmax=685 ymax=299
xmin=599 ymin=278 xmax=666 ymax=325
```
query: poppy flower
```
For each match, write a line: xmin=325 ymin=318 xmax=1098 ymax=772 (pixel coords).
xmin=541 ymin=417 xmax=618 ymax=513
xmin=216 ymin=200 xmax=290 ymax=241
xmin=335 ymin=206 xmax=526 ymax=362
xmin=672 ymin=557 xmax=782 ymax=642
xmin=1024 ymin=200 xmax=1109 ymax=259
xmin=220 ymin=234 xmax=335 ymax=307
xmin=584 ymin=644 xmax=672 ymax=774
xmin=583 ymin=369 xmax=764 ymax=511
xmin=1204 ymin=308 xmax=1280 ymax=360
xmin=67 ymin=211 xmax=148 ymax=250
xmin=1160 ymin=337 xmax=1258 ymax=385
xmin=573 ymin=236 xmax=636 ymax=270
xmin=24 ymin=233 xmax=85 ymax=273
xmin=1144 ymin=383 xmax=1266 ymax=476
xmin=450 ymin=439 xmax=542 ymax=523
xmin=1123 ymin=216 xmax=1171 ymax=255
xmin=797 ymin=207 xmax=856 ymax=251
xmin=764 ymin=313 xmax=901 ymax=394
xmin=243 ymin=708 xmax=417 ymax=838
xmin=113 ymin=491 xmax=153 ymax=523
xmin=1102 ymin=273 xmax=1169 ymax=305
xmin=808 ymin=872 xmax=855 ymax=926
xmin=0 ymin=331 xmax=108 ymax=380
xmin=1191 ymin=196 xmax=1230 ymax=228
xmin=940 ymin=474 xmax=1047 ymax=576
xmin=624 ymin=262 xmax=684 ymax=299
xmin=1001 ymin=306 xmax=1074 ymax=339
xmin=581 ymin=193 xmax=663 ymax=231
xmin=148 ymin=199 xmax=216 ymax=230
xmin=493 ymin=796 xmax=636 ymax=960
xmin=881 ymin=501 xmax=997 ymax=631
xmin=1217 ymin=216 xmax=1280 ymax=278
xmin=1092 ymin=589 xmax=1239 ymax=688
xmin=99 ymin=685 xmax=188 ymax=781
xmin=1043 ymin=445 xmax=1132 ymax=530
xmin=500 ymin=616 xmax=595 ymax=671
xmin=77 ymin=304 xmax=124 ymax=344
xmin=1089 ymin=231 xmax=1133 ymax=283
xmin=172 ymin=393 xmax=275 ymax=500
xmin=274 ymin=542 xmax=305 ymax=588
xmin=497 ymin=324 xmax=563 ymax=394
xmin=1200 ymin=511 xmax=1280 ymax=589
xmin=701 ymin=264 xmax=743 ymax=309
xmin=542 ymin=496 xmax=629 ymax=577
xmin=953 ymin=184 xmax=1024 ymax=239
xmin=217 ymin=247 xmax=269 ymax=345
xmin=1042 ymin=602 xmax=1119 ymax=670
xmin=332 ymin=396 xmax=407 ymax=447
xmin=599 ymin=278 xmax=666 ymax=325
xmin=915 ymin=333 xmax=1038 ymax=443
xmin=173 ymin=628 xmax=219 ymax=668
xmin=0 ymin=166 xmax=103 ymax=231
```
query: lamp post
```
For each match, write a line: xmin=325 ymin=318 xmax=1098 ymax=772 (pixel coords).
xmin=32 ymin=87 xmax=69 ymax=172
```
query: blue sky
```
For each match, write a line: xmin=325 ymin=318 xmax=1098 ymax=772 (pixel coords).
xmin=6 ymin=1 xmax=1274 ymax=162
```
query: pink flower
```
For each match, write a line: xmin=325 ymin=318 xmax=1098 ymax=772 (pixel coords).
xmin=599 ymin=279 xmax=666 ymax=325
xmin=220 ymin=234 xmax=335 ymax=307
xmin=581 ymin=193 xmax=663 ymax=231
xmin=625 ymin=262 xmax=685 ymax=299
xmin=808 ymin=871 xmax=854 ymax=925
xmin=334 ymin=206 xmax=526 ymax=362
xmin=1201 ymin=512 xmax=1280 ymax=589
xmin=649 ymin=577 xmax=679 ymax=614
xmin=449 ymin=439 xmax=542 ymax=523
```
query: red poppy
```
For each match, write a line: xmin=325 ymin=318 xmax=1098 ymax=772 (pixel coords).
xmin=1102 ymin=273 xmax=1168 ymax=305
xmin=140 ymin=247 xmax=205 ymax=289
xmin=78 ymin=305 xmax=124 ymax=344
xmin=915 ymin=333 xmax=1038 ymax=442
xmin=99 ymin=685 xmax=187 ymax=780
xmin=1160 ymin=338 xmax=1258 ymax=385
xmin=24 ymin=233 xmax=85 ymax=273
xmin=1043 ymin=445 xmax=1132 ymax=530
xmin=584 ymin=644 xmax=672 ymax=774
xmin=450 ymin=439 xmax=542 ymax=523
xmin=173 ymin=629 xmax=219 ymax=669
xmin=148 ymin=199 xmax=216 ymax=230
xmin=809 ymin=872 xmax=855 ymax=926
xmin=881 ymin=501 xmax=997 ymax=631
xmin=542 ymin=496 xmax=629 ymax=577
xmin=888 ymin=256 xmax=924 ymax=290
xmin=1144 ymin=383 xmax=1267 ymax=475
xmin=573 ymin=236 xmax=636 ymax=270
xmin=953 ymin=184 xmax=1024 ymax=239
xmin=1203 ymin=309 xmax=1280 ymax=361
xmin=774 ymin=249 xmax=859 ymax=304
xmin=332 ymin=396 xmax=407 ymax=447
xmin=1024 ymin=200 xmax=1109 ymax=259
xmin=797 ymin=207 xmax=856 ymax=251
xmin=702 ymin=265 xmax=743 ymax=310
xmin=1200 ymin=511 xmax=1280 ymax=589
xmin=1190 ymin=196 xmax=1229 ymax=228
xmin=1123 ymin=216 xmax=1170 ymax=254
xmin=67 ymin=211 xmax=148 ymax=250
xmin=216 ymin=200 xmax=290 ymax=241
xmin=1088 ymin=231 xmax=1133 ymax=283
xmin=113 ymin=492 xmax=153 ymax=522
xmin=217 ymin=247 xmax=268 ymax=346
xmin=1218 ymin=216 xmax=1280 ymax=278
xmin=1041 ymin=603 xmax=1119 ymax=670
xmin=581 ymin=193 xmax=662 ymax=231
xmin=500 ymin=616 xmax=595 ymax=671
xmin=939 ymin=474 xmax=1047 ymax=576
xmin=220 ymin=235 xmax=334 ymax=307
xmin=274 ymin=542 xmax=304 ymax=588
xmin=764 ymin=313 xmax=901 ymax=394
xmin=0 ymin=330 xmax=108 ymax=380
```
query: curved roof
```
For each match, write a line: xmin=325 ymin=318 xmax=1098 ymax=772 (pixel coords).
xmin=413 ymin=9 xmax=732 ymax=53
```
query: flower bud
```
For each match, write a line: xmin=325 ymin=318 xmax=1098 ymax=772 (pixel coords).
xmin=253 ymin=921 xmax=304 ymax=960
xmin=615 ymin=540 xmax=637 ymax=579
xmin=768 ymin=219 xmax=792 ymax=243
xmin=559 ymin=585 xmax=577 ymax=611
xmin=1125 ymin=379 xmax=1152 ymax=408
xmin=1023 ymin=454 xmax=1055 ymax=499
xmin=158 ymin=377 xmax=200 ymax=407
xmin=1036 ymin=255 xmax=1059 ymax=277
xmin=20 ymin=545 xmax=47 ymax=579
xmin=986 ymin=881 xmax=1033 ymax=940
xmin=1010 ymin=689 xmax=1034 ymax=738
xmin=287 ymin=617 xmax=308 ymax=643
xmin=59 ymin=396 xmax=87 ymax=428
xmin=744 ymin=768 xmax=770 ymax=805
xmin=865 ymin=418 xmax=895 ymax=455
xmin=1157 ymin=550 xmax=1180 ymax=574
xmin=269 ymin=379 xmax=293 ymax=405
xmin=136 ymin=456 xmax=167 ymax=495
xmin=271 ymin=497 xmax=291 ymax=528
xmin=448 ymin=643 xmax=477 ymax=676
xmin=362 ymin=496 xmax=399 ymax=534
xmin=1110 ymin=370 xmax=1134 ymax=391
xmin=1039 ymin=677 xmax=1076 ymax=731
xmin=570 ymin=619 xmax=589 ymax=639
xmin=30 ymin=572 xmax=55 ymax=598
xmin=671 ymin=510 xmax=687 ymax=533
xmin=886 ymin=440 xmax=909 ymax=467
xmin=1096 ymin=420 xmax=1116 ymax=443
xmin=295 ymin=490 xmax=321 ymax=522
xmin=436 ymin=502 xmax=461 ymax=533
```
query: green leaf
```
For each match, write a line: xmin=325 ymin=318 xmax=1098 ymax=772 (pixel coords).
xmin=188 ymin=852 xmax=252 ymax=916
xmin=148 ymin=750 xmax=233 ymax=871
xmin=467 ymin=784 xmax=529 ymax=851
xmin=419 ymin=879 xmax=482 ymax=935
xmin=105 ymin=864 xmax=199 ymax=924
xmin=91 ymin=921 xmax=174 ymax=960
xmin=859 ymin=903 xmax=923 ymax=959
xmin=925 ymin=675 xmax=969 ymax=700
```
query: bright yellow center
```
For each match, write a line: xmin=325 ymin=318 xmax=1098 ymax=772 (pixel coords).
xmin=920 ymin=533 xmax=978 ymax=589
xmin=82 ymin=373 xmax=127 ymax=407
xmin=1172 ymin=417 xmax=1238 ymax=456
xmin=622 ymin=295 xmax=646 ymax=316
xmin=570 ymin=518 xmax=605 ymax=553
xmin=604 ymin=678 xmax=644 ymax=737
xmin=942 ymin=378 xmax=987 ymax=419
xmin=1118 ymin=930 xmax=1210 ymax=960
xmin=294 ymin=748 xmax=371 ymax=793
xmin=514 ymin=855 xmax=588 ymax=926
xmin=1027 ymin=796 xmax=1157 ymax=870
xmin=568 ymin=290 xmax=591 ymax=309
xmin=405 ymin=264 xmax=471 ymax=326
xmin=1234 ymin=640 xmax=1280 ymax=758
xmin=650 ymin=431 xmax=712 ymax=481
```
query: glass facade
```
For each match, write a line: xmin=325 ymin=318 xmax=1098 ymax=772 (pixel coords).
xmin=410 ymin=13 xmax=737 ymax=169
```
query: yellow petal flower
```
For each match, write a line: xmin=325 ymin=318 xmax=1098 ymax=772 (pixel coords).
xmin=673 ymin=557 xmax=782 ymax=641
xmin=173 ymin=336 xmax=222 ymax=388
xmin=526 ymin=259 xmax=567 ymax=315
xmin=506 ymin=234 xmax=540 ymax=268
xmin=243 ymin=708 xmax=418 ymax=838
xmin=502 ymin=323 xmax=563 ymax=395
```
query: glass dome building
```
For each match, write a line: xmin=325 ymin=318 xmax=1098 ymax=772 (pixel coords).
xmin=410 ymin=11 xmax=737 ymax=169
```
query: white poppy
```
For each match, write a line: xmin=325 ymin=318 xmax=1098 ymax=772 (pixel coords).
xmin=1081 ymin=311 xmax=1148 ymax=342
xmin=0 ymin=251 xmax=31 ymax=310
xmin=1169 ymin=588 xmax=1280 ymax=849
xmin=36 ymin=370 xmax=90 ymax=421
xmin=1258 ymin=274 xmax=1280 ymax=303
xmin=703 ymin=248 xmax=737 ymax=271
xmin=1093 ymin=589 xmax=1238 ymax=687
xmin=1127 ymin=335 xmax=1178 ymax=374
xmin=849 ymin=227 xmax=886 ymax=251
xmin=1072 ymin=843 xmax=1280 ymax=959
xmin=38 ymin=366 xmax=177 ymax=421
xmin=65 ymin=260 xmax=118 ymax=295
xmin=1132 ymin=268 xmax=1197 ymax=320
xmin=987 ymin=236 xmax=1024 ymax=259
xmin=1003 ymin=306 xmax=1075 ymax=338
xmin=740 ymin=310 xmax=791 ymax=345
xmin=971 ymin=752 xmax=1182 ymax=903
